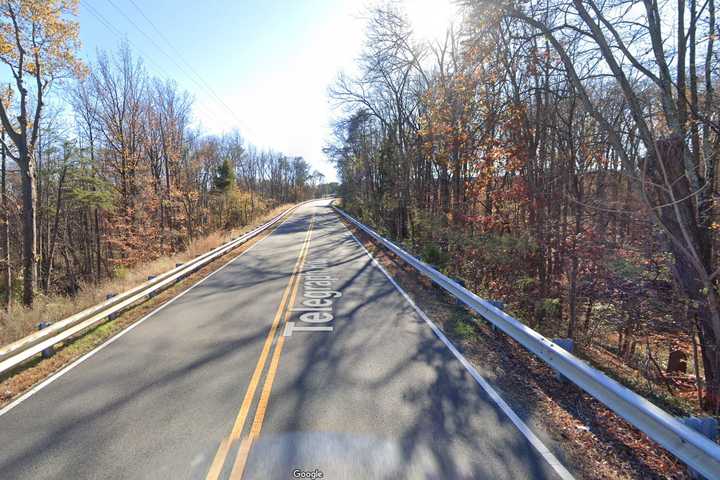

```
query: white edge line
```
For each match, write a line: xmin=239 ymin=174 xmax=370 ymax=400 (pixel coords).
xmin=336 ymin=213 xmax=575 ymax=480
xmin=0 ymin=211 xmax=296 ymax=418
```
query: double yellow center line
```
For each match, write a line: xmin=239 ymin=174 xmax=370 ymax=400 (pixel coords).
xmin=205 ymin=213 xmax=315 ymax=480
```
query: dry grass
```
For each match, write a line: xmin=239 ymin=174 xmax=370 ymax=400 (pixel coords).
xmin=0 ymin=204 xmax=293 ymax=347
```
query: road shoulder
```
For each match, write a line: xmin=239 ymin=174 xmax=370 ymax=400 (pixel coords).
xmin=337 ymin=212 xmax=685 ymax=479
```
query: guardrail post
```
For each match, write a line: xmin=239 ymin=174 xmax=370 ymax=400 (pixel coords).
xmin=488 ymin=300 xmax=505 ymax=310
xmin=452 ymin=278 xmax=466 ymax=305
xmin=552 ymin=338 xmax=574 ymax=382
xmin=487 ymin=300 xmax=505 ymax=331
xmin=147 ymin=276 xmax=157 ymax=297
xmin=36 ymin=322 xmax=54 ymax=358
xmin=681 ymin=417 xmax=718 ymax=479
xmin=175 ymin=264 xmax=184 ymax=282
xmin=106 ymin=293 xmax=118 ymax=320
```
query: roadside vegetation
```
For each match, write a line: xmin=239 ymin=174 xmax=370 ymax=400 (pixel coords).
xmin=0 ymin=203 xmax=293 ymax=408
xmin=0 ymin=2 xmax=337 ymax=343
xmin=342 ymin=216 xmax=687 ymax=478
xmin=328 ymin=2 xmax=720 ymax=416
xmin=0 ymin=203 xmax=293 ymax=346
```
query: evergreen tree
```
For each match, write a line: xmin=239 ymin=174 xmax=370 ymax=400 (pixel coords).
xmin=214 ymin=159 xmax=236 ymax=193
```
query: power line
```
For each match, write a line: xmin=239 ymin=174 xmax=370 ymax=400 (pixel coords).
xmin=102 ymin=0 xmax=257 ymax=139
xmin=125 ymin=0 xmax=245 ymax=128
xmin=101 ymin=0 xmax=229 ymax=123
xmin=79 ymin=0 xmax=222 ymax=124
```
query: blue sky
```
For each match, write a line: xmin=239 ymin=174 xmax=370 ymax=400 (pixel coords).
xmin=77 ymin=0 xmax=458 ymax=182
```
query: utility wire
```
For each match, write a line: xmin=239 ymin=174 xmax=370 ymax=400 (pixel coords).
xmin=125 ymin=0 xmax=246 ymax=129
xmin=101 ymin=0 xmax=228 ymax=122
xmin=103 ymin=0 xmax=257 ymax=139
xmin=79 ymin=0 xmax=221 ymax=123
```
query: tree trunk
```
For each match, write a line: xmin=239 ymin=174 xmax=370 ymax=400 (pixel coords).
xmin=567 ymin=250 xmax=579 ymax=339
xmin=43 ymin=165 xmax=67 ymax=293
xmin=19 ymin=146 xmax=37 ymax=307
xmin=645 ymin=136 xmax=720 ymax=411
xmin=1 ymin=131 xmax=10 ymax=310
xmin=94 ymin=208 xmax=101 ymax=282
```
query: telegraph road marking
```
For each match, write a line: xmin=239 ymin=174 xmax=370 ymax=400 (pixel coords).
xmin=283 ymin=259 xmax=341 ymax=336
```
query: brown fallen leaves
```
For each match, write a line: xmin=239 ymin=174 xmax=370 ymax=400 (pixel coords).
xmin=341 ymin=216 xmax=690 ymax=479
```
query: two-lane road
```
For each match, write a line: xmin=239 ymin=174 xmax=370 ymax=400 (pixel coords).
xmin=0 ymin=201 xmax=571 ymax=479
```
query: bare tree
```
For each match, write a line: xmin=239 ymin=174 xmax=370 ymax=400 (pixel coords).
xmin=0 ymin=0 xmax=83 ymax=305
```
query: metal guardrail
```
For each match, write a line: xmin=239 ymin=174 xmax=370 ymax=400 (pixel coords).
xmin=333 ymin=205 xmax=720 ymax=479
xmin=0 ymin=202 xmax=308 ymax=377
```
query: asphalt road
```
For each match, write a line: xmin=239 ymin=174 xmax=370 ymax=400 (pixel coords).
xmin=0 ymin=200 xmax=571 ymax=479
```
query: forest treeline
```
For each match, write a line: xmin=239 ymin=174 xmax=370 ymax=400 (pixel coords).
xmin=328 ymin=2 xmax=720 ymax=412
xmin=0 ymin=3 xmax=329 ymax=313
